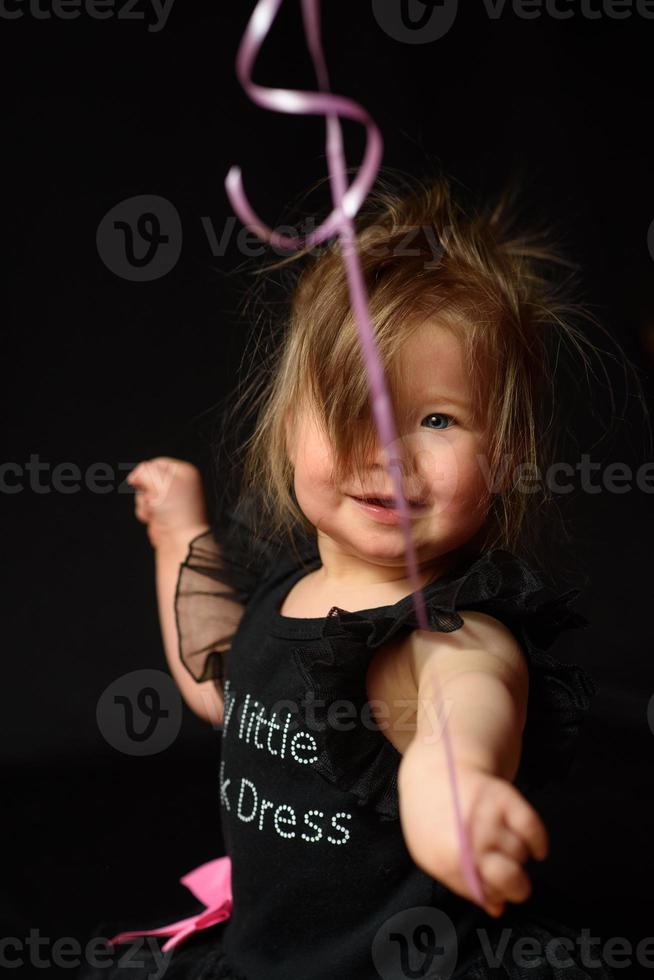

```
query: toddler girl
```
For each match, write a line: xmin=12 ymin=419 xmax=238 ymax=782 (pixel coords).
xmin=81 ymin=173 xmax=617 ymax=980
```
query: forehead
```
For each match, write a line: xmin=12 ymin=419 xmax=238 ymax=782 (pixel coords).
xmin=396 ymin=318 xmax=469 ymax=401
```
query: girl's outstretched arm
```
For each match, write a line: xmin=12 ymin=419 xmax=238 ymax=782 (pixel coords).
xmin=397 ymin=612 xmax=548 ymax=918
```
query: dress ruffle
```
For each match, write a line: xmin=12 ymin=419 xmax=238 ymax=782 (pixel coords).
xmin=292 ymin=618 xmax=403 ymax=822
xmin=293 ymin=548 xmax=596 ymax=820
xmin=174 ymin=500 xmax=289 ymax=692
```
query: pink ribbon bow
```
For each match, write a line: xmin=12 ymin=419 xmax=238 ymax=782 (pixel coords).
xmin=108 ymin=856 xmax=232 ymax=953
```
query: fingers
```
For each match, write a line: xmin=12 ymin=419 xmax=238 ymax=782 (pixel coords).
xmin=468 ymin=783 xmax=543 ymax=915
xmin=474 ymin=865 xmax=505 ymax=917
xmin=129 ymin=461 xmax=153 ymax=519
xmin=127 ymin=458 xmax=170 ymax=490
xmin=472 ymin=790 xmax=530 ymax=862
xmin=479 ymin=851 xmax=532 ymax=905
xmin=475 ymin=822 xmax=531 ymax=916
xmin=134 ymin=491 xmax=150 ymax=524
xmin=127 ymin=458 xmax=183 ymax=509
xmin=504 ymin=793 xmax=549 ymax=862
xmin=496 ymin=824 xmax=529 ymax=865
xmin=126 ymin=461 xmax=147 ymax=491
xmin=128 ymin=459 xmax=167 ymax=522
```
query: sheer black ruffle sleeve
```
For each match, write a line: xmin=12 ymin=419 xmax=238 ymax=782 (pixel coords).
xmin=174 ymin=500 xmax=284 ymax=692
xmin=293 ymin=548 xmax=596 ymax=821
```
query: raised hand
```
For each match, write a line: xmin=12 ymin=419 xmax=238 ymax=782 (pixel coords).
xmin=126 ymin=456 xmax=210 ymax=551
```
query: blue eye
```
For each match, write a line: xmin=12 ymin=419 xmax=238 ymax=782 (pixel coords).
xmin=421 ymin=412 xmax=456 ymax=430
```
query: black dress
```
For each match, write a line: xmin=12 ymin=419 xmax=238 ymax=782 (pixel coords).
xmin=77 ymin=503 xmax=614 ymax=980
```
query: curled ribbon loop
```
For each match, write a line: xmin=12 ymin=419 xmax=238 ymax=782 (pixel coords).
xmin=225 ymin=0 xmax=382 ymax=249
xmin=226 ymin=0 xmax=485 ymax=907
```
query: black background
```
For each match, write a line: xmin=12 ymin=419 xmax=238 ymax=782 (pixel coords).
xmin=3 ymin=1 xmax=654 ymax=977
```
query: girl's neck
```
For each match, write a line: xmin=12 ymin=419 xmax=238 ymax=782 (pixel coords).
xmin=313 ymin=530 xmax=479 ymax=599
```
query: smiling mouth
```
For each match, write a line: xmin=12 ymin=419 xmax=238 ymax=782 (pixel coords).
xmin=350 ymin=495 xmax=427 ymax=510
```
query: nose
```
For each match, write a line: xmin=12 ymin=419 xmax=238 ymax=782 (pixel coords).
xmin=365 ymin=434 xmax=428 ymax=500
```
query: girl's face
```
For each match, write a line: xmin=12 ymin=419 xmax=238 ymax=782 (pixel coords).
xmin=286 ymin=319 xmax=492 ymax=572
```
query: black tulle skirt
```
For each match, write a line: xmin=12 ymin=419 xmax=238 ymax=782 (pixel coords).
xmin=75 ymin=909 xmax=615 ymax=980
xmin=75 ymin=918 xmax=241 ymax=980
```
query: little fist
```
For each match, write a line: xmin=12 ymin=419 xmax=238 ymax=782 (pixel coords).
xmin=398 ymin=744 xmax=548 ymax=918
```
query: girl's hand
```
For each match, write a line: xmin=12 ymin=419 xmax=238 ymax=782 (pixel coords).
xmin=126 ymin=457 xmax=210 ymax=551
xmin=398 ymin=740 xmax=548 ymax=919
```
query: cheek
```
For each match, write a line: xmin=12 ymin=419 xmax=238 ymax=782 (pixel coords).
xmin=293 ymin=432 xmax=336 ymax=495
xmin=416 ymin=436 xmax=488 ymax=510
xmin=454 ymin=444 xmax=489 ymax=499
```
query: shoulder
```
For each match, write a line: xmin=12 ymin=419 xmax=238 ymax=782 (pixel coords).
xmin=403 ymin=544 xmax=587 ymax=695
xmin=365 ymin=610 xmax=529 ymax=757
xmin=410 ymin=610 xmax=529 ymax=702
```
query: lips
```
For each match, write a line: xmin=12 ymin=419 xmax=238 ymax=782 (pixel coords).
xmin=350 ymin=494 xmax=427 ymax=509
xmin=348 ymin=494 xmax=427 ymax=525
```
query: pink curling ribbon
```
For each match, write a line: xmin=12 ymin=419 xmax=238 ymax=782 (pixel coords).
xmin=107 ymin=855 xmax=233 ymax=953
xmin=225 ymin=0 xmax=485 ymax=909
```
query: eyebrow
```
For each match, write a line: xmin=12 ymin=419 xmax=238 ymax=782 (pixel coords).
xmin=420 ymin=392 xmax=470 ymax=409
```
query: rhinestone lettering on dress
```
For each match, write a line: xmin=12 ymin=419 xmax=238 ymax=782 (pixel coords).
xmin=220 ymin=680 xmax=354 ymax=847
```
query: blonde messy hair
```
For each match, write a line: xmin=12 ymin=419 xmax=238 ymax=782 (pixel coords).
xmin=214 ymin=168 xmax=639 ymax=574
